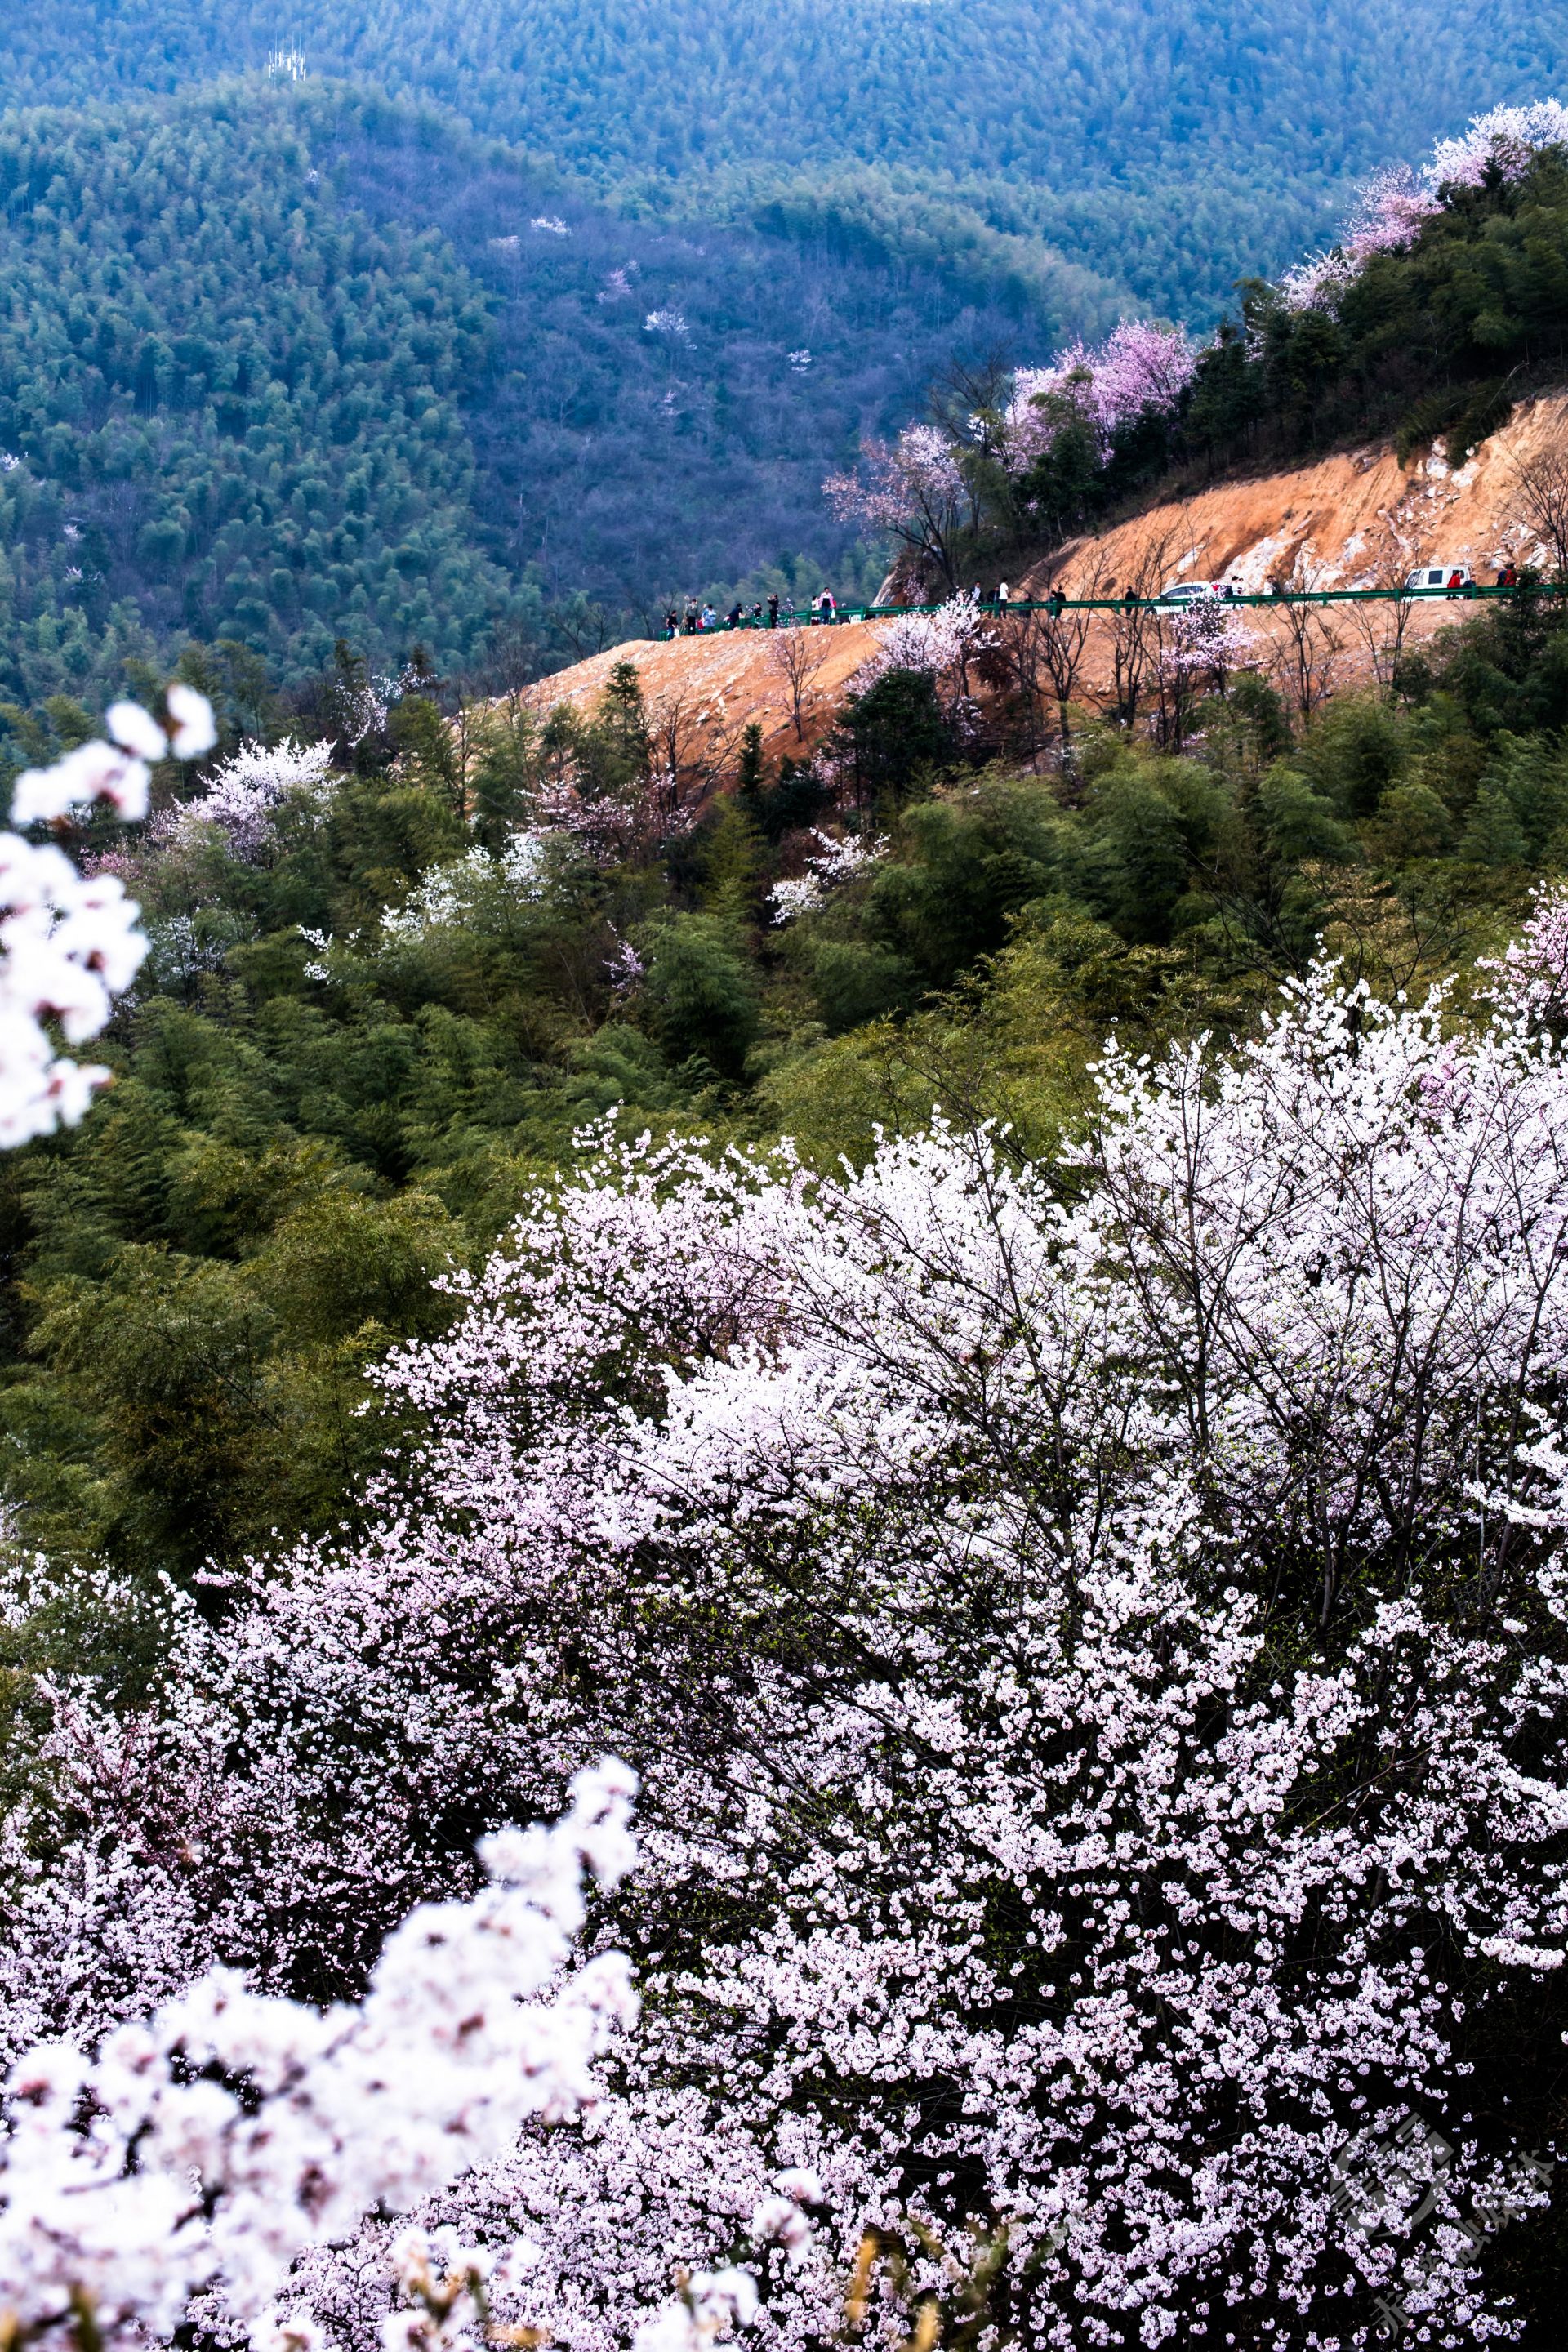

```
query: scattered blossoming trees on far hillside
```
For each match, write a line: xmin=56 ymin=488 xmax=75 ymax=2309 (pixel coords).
xmin=8 ymin=893 xmax=1568 ymax=2344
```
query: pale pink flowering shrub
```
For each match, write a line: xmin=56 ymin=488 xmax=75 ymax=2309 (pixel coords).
xmin=1342 ymin=165 xmax=1443 ymax=263
xmin=153 ymin=738 xmax=336 ymax=862
xmin=823 ymin=424 xmax=964 ymax=536
xmin=0 ymin=1762 xmax=641 ymax=2350
xmin=1277 ymin=248 xmax=1358 ymax=315
xmin=1158 ymin=592 xmax=1257 ymax=682
xmin=1428 ymin=100 xmax=1568 ymax=190
xmin=1007 ymin=320 xmax=1200 ymax=468
xmin=535 ymin=763 xmax=697 ymax=864
xmin=1477 ymin=881 xmax=1568 ymax=1033
xmin=851 ymin=590 xmax=994 ymax=693
xmin=11 ymin=915 xmax=1568 ymax=2345
xmin=767 ymin=827 xmax=888 ymax=922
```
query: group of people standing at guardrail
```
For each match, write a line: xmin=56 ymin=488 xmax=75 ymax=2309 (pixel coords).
xmin=664 ymin=590 xmax=844 ymax=637
xmin=657 ymin=562 xmax=1545 ymax=639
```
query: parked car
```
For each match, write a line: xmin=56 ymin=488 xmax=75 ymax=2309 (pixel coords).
xmin=1405 ymin=564 xmax=1473 ymax=590
xmin=1159 ymin=580 xmax=1228 ymax=605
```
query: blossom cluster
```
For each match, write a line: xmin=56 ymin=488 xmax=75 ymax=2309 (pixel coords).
xmin=1428 ymin=99 xmax=1568 ymax=190
xmin=822 ymin=422 xmax=964 ymax=534
xmin=767 ymin=826 xmax=888 ymax=921
xmin=852 ymin=588 xmax=994 ymax=692
xmin=153 ymin=737 xmax=336 ymax=862
xmin=1282 ymin=99 xmax=1568 ymax=313
xmin=379 ymin=836 xmax=551 ymax=945
xmin=12 ymin=912 xmax=1568 ymax=2345
xmin=1006 ymin=319 xmax=1200 ymax=467
xmin=1157 ymin=590 xmax=1257 ymax=680
xmin=0 ymin=687 xmax=215 ymax=1145
xmin=1477 ymin=880 xmax=1568 ymax=1025
xmin=0 ymin=1762 xmax=640 ymax=2350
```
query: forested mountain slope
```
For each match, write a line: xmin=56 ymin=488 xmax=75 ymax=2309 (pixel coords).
xmin=0 ymin=91 xmax=517 ymax=701
xmin=8 ymin=0 xmax=1567 ymax=316
xmin=0 ymin=84 xmax=1066 ymax=702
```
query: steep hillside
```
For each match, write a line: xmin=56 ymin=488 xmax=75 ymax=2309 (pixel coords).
xmin=524 ymin=396 xmax=1568 ymax=737
xmin=0 ymin=89 xmax=523 ymax=702
xmin=1034 ymin=395 xmax=1568 ymax=598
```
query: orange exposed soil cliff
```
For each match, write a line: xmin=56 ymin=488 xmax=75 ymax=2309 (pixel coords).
xmin=1031 ymin=391 xmax=1568 ymax=599
xmin=521 ymin=615 xmax=889 ymax=771
xmin=523 ymin=394 xmax=1568 ymax=752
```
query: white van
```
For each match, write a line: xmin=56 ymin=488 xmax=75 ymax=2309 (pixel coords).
xmin=1405 ymin=564 xmax=1473 ymax=590
xmin=1160 ymin=580 xmax=1229 ymax=605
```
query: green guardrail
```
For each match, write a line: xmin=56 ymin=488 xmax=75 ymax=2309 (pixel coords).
xmin=661 ymin=581 xmax=1550 ymax=636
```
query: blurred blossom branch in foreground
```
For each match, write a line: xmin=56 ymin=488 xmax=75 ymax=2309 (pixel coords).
xmin=0 ymin=684 xmax=216 ymax=1146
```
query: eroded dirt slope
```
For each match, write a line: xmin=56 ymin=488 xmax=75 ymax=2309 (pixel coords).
xmin=522 ymin=395 xmax=1568 ymax=744
xmin=520 ymin=618 xmax=890 ymax=768
xmin=1032 ymin=393 xmax=1568 ymax=598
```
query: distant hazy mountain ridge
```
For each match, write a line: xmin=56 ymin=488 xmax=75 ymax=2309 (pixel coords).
xmin=7 ymin=0 xmax=1566 ymax=314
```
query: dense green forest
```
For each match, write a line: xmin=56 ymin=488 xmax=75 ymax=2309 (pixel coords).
xmin=0 ymin=91 xmax=525 ymax=703
xmin=0 ymin=81 xmax=1089 ymax=700
xmin=2 ymin=1 xmax=1564 ymax=686
xmin=5 ymin=589 xmax=1568 ymax=1588
xmin=9 ymin=0 xmax=1567 ymax=317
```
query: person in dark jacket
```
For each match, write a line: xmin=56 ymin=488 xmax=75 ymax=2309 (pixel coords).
xmin=767 ymin=593 xmax=780 ymax=629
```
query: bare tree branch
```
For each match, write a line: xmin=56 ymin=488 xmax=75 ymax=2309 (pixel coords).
xmin=1510 ymin=446 xmax=1568 ymax=582
xmin=1267 ymin=555 xmax=1345 ymax=724
xmin=1342 ymin=531 xmax=1423 ymax=696
xmin=764 ymin=626 xmax=838 ymax=743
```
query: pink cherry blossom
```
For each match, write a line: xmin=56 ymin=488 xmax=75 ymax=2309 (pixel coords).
xmin=10 ymin=904 xmax=1568 ymax=2345
xmin=1008 ymin=320 xmax=1200 ymax=468
xmin=1427 ymin=100 xmax=1568 ymax=191
xmin=1282 ymin=101 xmax=1566 ymax=314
